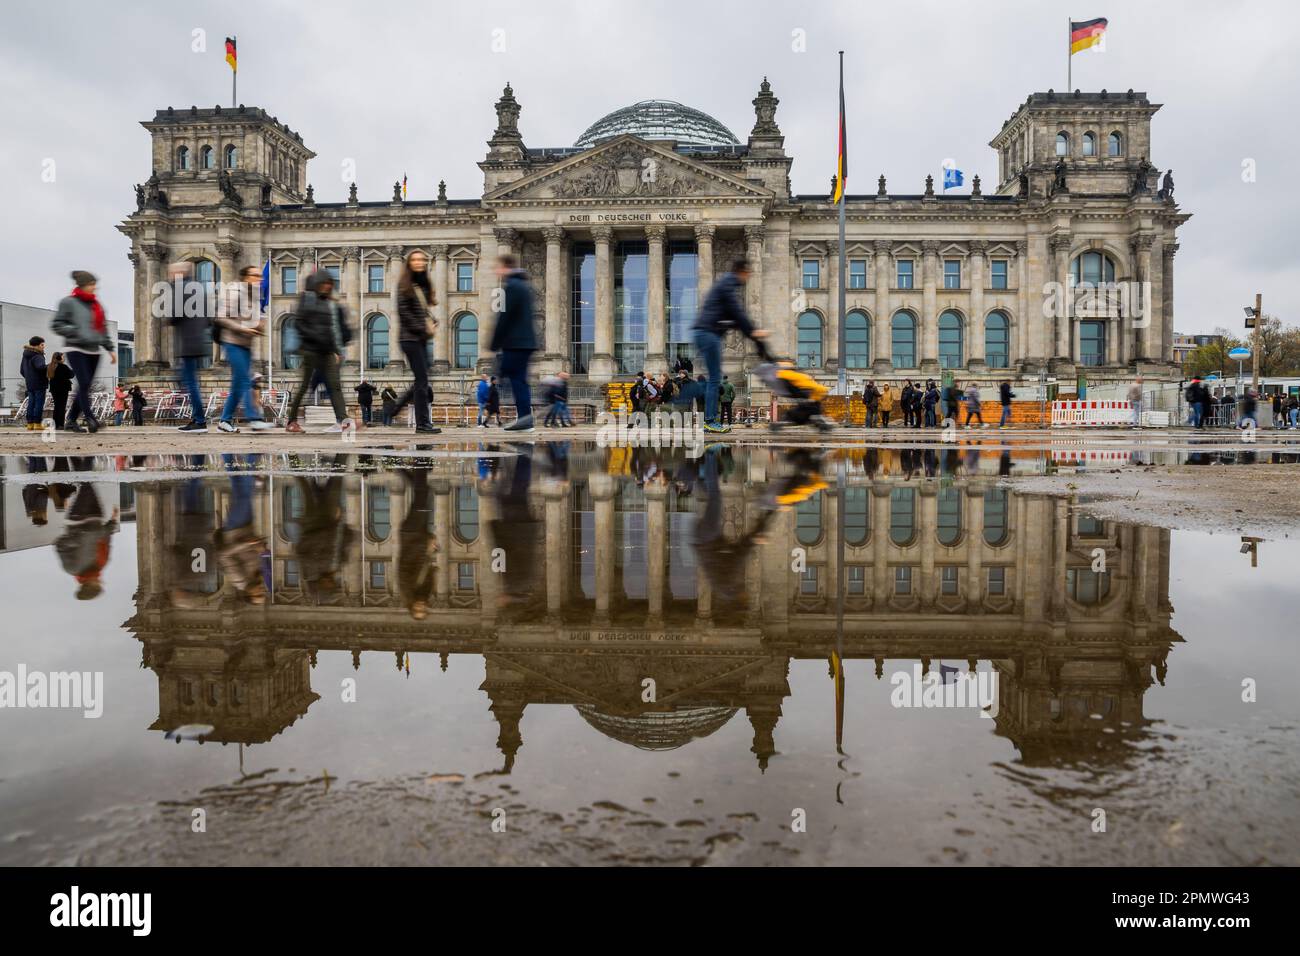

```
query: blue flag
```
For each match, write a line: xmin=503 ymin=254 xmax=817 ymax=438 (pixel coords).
xmin=942 ymin=166 xmax=964 ymax=191
xmin=259 ymin=259 xmax=270 ymax=312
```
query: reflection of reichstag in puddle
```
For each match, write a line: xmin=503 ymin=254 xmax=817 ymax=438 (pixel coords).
xmin=890 ymin=663 xmax=999 ymax=718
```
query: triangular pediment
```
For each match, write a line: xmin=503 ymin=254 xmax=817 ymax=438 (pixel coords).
xmin=486 ymin=135 xmax=770 ymax=203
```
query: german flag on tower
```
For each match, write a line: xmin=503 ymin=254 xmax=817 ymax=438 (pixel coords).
xmin=832 ymin=55 xmax=846 ymax=204
xmin=1070 ymin=17 xmax=1108 ymax=55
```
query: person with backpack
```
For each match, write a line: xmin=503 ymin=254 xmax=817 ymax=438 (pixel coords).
xmin=922 ymin=379 xmax=940 ymax=428
xmin=214 ymin=264 xmax=272 ymax=433
xmin=486 ymin=376 xmax=502 ymax=426
xmin=720 ymin=376 xmax=736 ymax=426
xmin=475 ymin=373 xmax=490 ymax=427
xmin=19 ymin=336 xmax=47 ymax=431
xmin=129 ymin=384 xmax=147 ymax=426
xmin=51 ymin=270 xmax=117 ymax=433
xmin=284 ymin=268 xmax=354 ymax=434
xmin=354 ymin=379 xmax=376 ymax=425
xmin=380 ymin=384 xmax=399 ymax=426
xmin=998 ymin=380 xmax=1016 ymax=428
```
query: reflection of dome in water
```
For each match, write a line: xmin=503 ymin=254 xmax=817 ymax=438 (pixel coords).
xmin=574 ymin=100 xmax=739 ymax=150
xmin=575 ymin=705 xmax=738 ymax=751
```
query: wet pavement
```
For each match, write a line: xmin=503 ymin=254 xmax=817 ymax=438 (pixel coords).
xmin=0 ymin=443 xmax=1296 ymax=866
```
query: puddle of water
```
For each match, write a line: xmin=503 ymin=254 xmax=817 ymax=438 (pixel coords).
xmin=0 ymin=445 xmax=1296 ymax=866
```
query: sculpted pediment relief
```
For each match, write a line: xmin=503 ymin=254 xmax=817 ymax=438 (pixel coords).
xmin=488 ymin=135 xmax=769 ymax=203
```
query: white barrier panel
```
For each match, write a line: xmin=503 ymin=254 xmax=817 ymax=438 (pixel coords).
xmin=1050 ymin=448 xmax=1133 ymax=464
xmin=1051 ymin=400 xmax=1132 ymax=426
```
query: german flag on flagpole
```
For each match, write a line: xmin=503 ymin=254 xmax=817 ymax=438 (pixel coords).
xmin=832 ymin=53 xmax=847 ymax=204
xmin=402 ymin=172 xmax=408 ymax=199
xmin=1070 ymin=17 xmax=1107 ymax=55
xmin=225 ymin=36 xmax=237 ymax=107
xmin=225 ymin=37 xmax=237 ymax=71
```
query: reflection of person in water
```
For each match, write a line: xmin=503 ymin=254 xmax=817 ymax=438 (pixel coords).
xmin=487 ymin=447 xmax=543 ymax=618
xmin=169 ymin=476 xmax=217 ymax=608
xmin=397 ymin=469 xmax=438 ymax=620
xmin=55 ymin=483 xmax=119 ymax=600
xmin=214 ymin=457 xmax=267 ymax=605
xmin=294 ymin=469 xmax=354 ymax=604
xmin=694 ymin=445 xmax=776 ymax=619
xmin=22 ymin=456 xmax=51 ymax=526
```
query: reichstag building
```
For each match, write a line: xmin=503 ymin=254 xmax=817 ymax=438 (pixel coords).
xmin=120 ymin=80 xmax=1189 ymax=402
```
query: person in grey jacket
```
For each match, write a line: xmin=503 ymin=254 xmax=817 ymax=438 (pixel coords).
xmin=50 ymin=271 xmax=116 ymax=433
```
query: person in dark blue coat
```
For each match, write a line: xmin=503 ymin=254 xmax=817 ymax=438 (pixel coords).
xmin=489 ymin=254 xmax=538 ymax=431
xmin=19 ymin=336 xmax=48 ymax=430
xmin=692 ymin=259 xmax=768 ymax=433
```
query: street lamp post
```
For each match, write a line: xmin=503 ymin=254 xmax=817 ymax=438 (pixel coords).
xmin=1244 ymin=294 xmax=1263 ymax=392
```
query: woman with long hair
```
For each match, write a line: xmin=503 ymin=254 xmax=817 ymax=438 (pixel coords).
xmin=50 ymin=271 xmax=117 ymax=433
xmin=389 ymin=250 xmax=441 ymax=434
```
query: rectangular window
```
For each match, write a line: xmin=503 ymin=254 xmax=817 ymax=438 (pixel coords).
xmin=1077 ymin=515 xmax=1106 ymax=538
xmin=281 ymin=266 xmax=297 ymax=295
xmin=896 ymin=259 xmax=914 ymax=290
xmin=943 ymin=259 xmax=961 ymax=290
xmin=367 ymin=264 xmax=384 ymax=293
xmin=990 ymin=259 xmax=1009 ymax=290
xmin=1080 ymin=320 xmax=1106 ymax=367
xmin=987 ymin=566 xmax=1006 ymax=596
xmin=940 ymin=566 xmax=960 ymax=595
xmin=666 ymin=240 xmax=699 ymax=368
xmin=800 ymin=566 xmax=819 ymax=595
xmin=570 ymin=242 xmax=596 ymax=374
xmin=456 ymin=262 xmax=474 ymax=292
xmin=369 ymin=561 xmax=386 ymax=589
xmin=847 ymin=565 xmax=865 ymax=595
xmin=283 ymin=559 xmax=300 ymax=587
xmin=848 ymin=259 xmax=867 ymax=289
xmin=894 ymin=566 xmax=913 ymax=595
xmin=324 ymin=265 xmax=340 ymax=286
xmin=802 ymin=259 xmax=820 ymax=290
xmin=614 ymin=240 xmax=649 ymax=374
xmin=457 ymin=562 xmax=475 ymax=590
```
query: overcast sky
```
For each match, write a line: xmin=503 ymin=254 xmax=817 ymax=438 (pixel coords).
xmin=1 ymin=0 xmax=1296 ymax=336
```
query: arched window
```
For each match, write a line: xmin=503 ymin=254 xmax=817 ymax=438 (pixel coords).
xmin=845 ymin=310 xmax=870 ymax=368
xmin=177 ymin=145 xmax=190 ymax=171
xmin=366 ymin=314 xmax=389 ymax=369
xmin=224 ymin=144 xmax=238 ymax=169
xmin=453 ymin=313 xmax=477 ymax=369
xmin=983 ymin=489 xmax=1009 ymax=546
xmin=937 ymin=487 xmax=963 ymax=546
xmin=194 ymin=259 xmax=220 ymax=286
xmin=844 ymin=487 xmax=869 ymax=546
xmin=366 ymin=485 xmax=391 ymax=542
xmin=1107 ymin=131 xmax=1122 ymax=157
xmin=985 ymin=311 xmax=1010 ymax=369
xmin=281 ymin=484 xmax=304 ymax=544
xmin=200 ymin=145 xmax=215 ymax=169
xmin=279 ymin=316 xmax=301 ymax=370
xmin=938 ymin=311 xmax=964 ymax=369
xmin=795 ymin=493 xmax=823 ymax=546
xmin=1055 ymin=132 xmax=1070 ymax=156
xmin=1070 ymin=251 xmax=1117 ymax=286
xmin=891 ymin=311 xmax=917 ymax=368
xmin=796 ymin=312 xmax=824 ymax=368
xmin=454 ymin=485 xmax=479 ymax=543
xmin=889 ymin=487 xmax=916 ymax=546
xmin=1082 ymin=132 xmax=1097 ymax=156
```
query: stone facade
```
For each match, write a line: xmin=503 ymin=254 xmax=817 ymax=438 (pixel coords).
xmin=119 ymin=85 xmax=1189 ymax=406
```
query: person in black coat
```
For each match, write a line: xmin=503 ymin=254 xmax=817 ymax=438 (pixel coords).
xmin=489 ymin=255 xmax=538 ymax=431
xmin=691 ymin=260 xmax=769 ymax=432
xmin=129 ymin=385 xmax=147 ymax=426
xmin=47 ymin=352 xmax=74 ymax=429
xmin=354 ymin=379 xmax=376 ymax=424
xmin=284 ymin=269 xmax=353 ymax=432
xmin=388 ymin=250 xmax=441 ymax=434
xmin=19 ymin=336 xmax=47 ymax=429
xmin=161 ymin=261 xmax=213 ymax=431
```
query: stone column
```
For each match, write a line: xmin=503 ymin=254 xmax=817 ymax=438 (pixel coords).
xmin=920 ymin=241 xmax=940 ymax=372
xmin=214 ymin=239 xmax=241 ymax=367
xmin=645 ymin=483 xmax=667 ymax=626
xmin=873 ymin=240 xmax=892 ymax=372
xmin=342 ymin=246 xmax=362 ymax=370
xmin=919 ymin=486 xmax=937 ymax=605
xmin=1161 ymin=242 xmax=1178 ymax=370
xmin=384 ymin=245 xmax=404 ymax=368
xmin=825 ymin=241 xmax=840 ymax=370
xmin=484 ymin=228 xmax=518 ymax=364
xmin=965 ymin=489 xmax=982 ymax=605
xmin=433 ymin=481 xmax=451 ymax=606
xmin=646 ymin=225 xmax=667 ymax=370
xmin=695 ymin=223 xmax=716 ymax=306
xmin=968 ymin=240 xmax=987 ymax=370
xmin=591 ymin=474 xmax=615 ymax=623
xmin=589 ymin=225 xmax=616 ymax=382
xmin=1015 ymin=240 xmax=1030 ymax=367
xmin=1050 ymin=235 xmax=1072 ymax=363
xmin=871 ymin=486 xmax=890 ymax=601
xmin=542 ymin=227 xmax=567 ymax=374
xmin=543 ymin=484 xmax=567 ymax=619
xmin=139 ymin=242 xmax=167 ymax=369
xmin=431 ymin=244 xmax=450 ymax=373
xmin=1132 ymin=234 xmax=1155 ymax=363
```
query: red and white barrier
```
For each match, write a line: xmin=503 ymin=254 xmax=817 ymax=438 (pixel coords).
xmin=1050 ymin=400 xmax=1133 ymax=426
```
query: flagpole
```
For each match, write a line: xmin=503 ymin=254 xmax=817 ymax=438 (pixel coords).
xmin=1067 ymin=18 xmax=1071 ymax=91
xmin=232 ymin=35 xmax=237 ymax=107
xmin=836 ymin=51 xmax=847 ymax=408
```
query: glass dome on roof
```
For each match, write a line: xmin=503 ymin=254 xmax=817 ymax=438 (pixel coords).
xmin=574 ymin=99 xmax=739 ymax=150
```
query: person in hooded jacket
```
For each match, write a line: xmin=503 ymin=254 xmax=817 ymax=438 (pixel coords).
xmin=51 ymin=271 xmax=117 ymax=432
xmin=489 ymin=254 xmax=538 ymax=431
xmin=285 ymin=268 xmax=354 ymax=433
xmin=19 ymin=336 xmax=47 ymax=430
xmin=388 ymin=250 xmax=441 ymax=434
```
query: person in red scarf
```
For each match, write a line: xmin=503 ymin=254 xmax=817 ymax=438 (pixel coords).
xmin=51 ymin=270 xmax=116 ymax=432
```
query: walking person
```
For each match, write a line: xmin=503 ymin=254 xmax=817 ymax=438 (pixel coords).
xmin=720 ymin=375 xmax=735 ymax=426
xmin=284 ymin=268 xmax=354 ymax=434
xmin=490 ymin=254 xmax=538 ymax=432
xmin=878 ymin=383 xmax=896 ymax=428
xmin=542 ymin=371 xmax=573 ymax=427
xmin=47 ymin=352 xmax=74 ymax=429
xmin=486 ymin=376 xmax=502 ymax=426
xmin=129 ymin=384 xmax=146 ymax=426
xmin=474 ymin=373 xmax=490 ymax=426
xmin=160 ymin=261 xmax=213 ymax=432
xmin=692 ymin=259 xmax=768 ymax=434
xmin=54 ymin=483 xmax=119 ymax=601
xmin=112 ymin=383 xmax=127 ymax=426
xmin=923 ymin=379 xmax=939 ymax=428
xmin=355 ymin=378 xmax=375 ymax=425
xmin=1240 ymin=387 xmax=1259 ymax=429
xmin=998 ymin=379 xmax=1016 ymax=428
xmin=51 ymin=270 xmax=116 ymax=433
xmin=19 ymin=336 xmax=48 ymax=431
xmin=388 ymin=250 xmax=441 ymax=434
xmin=380 ymin=384 xmax=398 ymax=426
xmin=1286 ymin=393 xmax=1299 ymax=429
xmin=863 ymin=380 xmax=879 ymax=428
xmin=964 ymin=381 xmax=987 ymax=427
xmin=1127 ymin=376 xmax=1144 ymax=429
xmin=215 ymin=264 xmax=272 ymax=433
xmin=1185 ymin=378 xmax=1203 ymax=428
